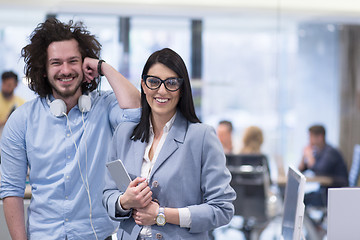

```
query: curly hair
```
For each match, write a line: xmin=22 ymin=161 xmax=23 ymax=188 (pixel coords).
xmin=21 ymin=18 xmax=101 ymax=97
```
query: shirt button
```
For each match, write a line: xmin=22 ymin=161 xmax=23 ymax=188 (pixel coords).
xmin=156 ymin=233 xmax=163 ymax=239
xmin=66 ymin=175 xmax=70 ymax=179
xmin=152 ymin=181 xmax=159 ymax=188
xmin=65 ymin=196 xmax=68 ymax=199
xmin=67 ymin=156 xmax=71 ymax=159
xmin=67 ymin=133 xmax=70 ymax=137
xmin=65 ymin=218 xmax=69 ymax=222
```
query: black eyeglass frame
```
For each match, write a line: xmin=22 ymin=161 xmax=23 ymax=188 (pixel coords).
xmin=142 ymin=75 xmax=184 ymax=92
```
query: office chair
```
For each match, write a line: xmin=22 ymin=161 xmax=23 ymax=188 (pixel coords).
xmin=225 ymin=154 xmax=272 ymax=240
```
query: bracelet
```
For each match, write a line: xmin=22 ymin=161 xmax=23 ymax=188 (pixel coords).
xmin=97 ymin=59 xmax=105 ymax=76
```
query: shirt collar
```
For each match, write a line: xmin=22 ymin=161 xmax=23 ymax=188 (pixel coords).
xmin=149 ymin=112 xmax=177 ymax=135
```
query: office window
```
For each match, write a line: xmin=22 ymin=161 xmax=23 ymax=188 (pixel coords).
xmin=0 ymin=8 xmax=344 ymax=171
xmin=202 ymin=17 xmax=340 ymax=172
xmin=0 ymin=9 xmax=45 ymax=100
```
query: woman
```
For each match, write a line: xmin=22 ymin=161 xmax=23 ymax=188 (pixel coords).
xmin=103 ymin=48 xmax=235 ymax=240
xmin=240 ymin=126 xmax=264 ymax=154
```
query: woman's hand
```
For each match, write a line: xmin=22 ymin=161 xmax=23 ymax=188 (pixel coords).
xmin=132 ymin=201 xmax=159 ymax=226
xmin=120 ymin=177 xmax=153 ymax=210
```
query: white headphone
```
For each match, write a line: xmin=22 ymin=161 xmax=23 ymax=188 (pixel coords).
xmin=47 ymin=95 xmax=92 ymax=117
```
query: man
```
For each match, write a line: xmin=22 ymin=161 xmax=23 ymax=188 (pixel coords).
xmin=0 ymin=71 xmax=25 ymax=133
xmin=0 ymin=18 xmax=141 ymax=239
xmin=216 ymin=120 xmax=233 ymax=154
xmin=298 ymin=124 xmax=348 ymax=206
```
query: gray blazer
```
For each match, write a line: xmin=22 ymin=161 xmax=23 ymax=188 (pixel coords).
xmin=103 ymin=112 xmax=236 ymax=240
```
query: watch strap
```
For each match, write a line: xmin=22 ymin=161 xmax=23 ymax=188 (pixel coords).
xmin=156 ymin=207 xmax=166 ymax=226
xmin=159 ymin=207 xmax=165 ymax=214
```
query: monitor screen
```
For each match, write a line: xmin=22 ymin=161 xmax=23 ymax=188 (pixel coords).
xmin=281 ymin=166 xmax=306 ymax=240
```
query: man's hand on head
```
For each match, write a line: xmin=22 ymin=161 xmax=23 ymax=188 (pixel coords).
xmin=82 ymin=57 xmax=100 ymax=83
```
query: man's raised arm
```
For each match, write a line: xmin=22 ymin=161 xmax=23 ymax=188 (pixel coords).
xmin=83 ymin=57 xmax=141 ymax=109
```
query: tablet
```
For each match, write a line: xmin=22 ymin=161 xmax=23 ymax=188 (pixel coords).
xmin=106 ymin=159 xmax=132 ymax=192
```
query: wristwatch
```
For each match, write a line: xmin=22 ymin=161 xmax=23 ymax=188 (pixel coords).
xmin=155 ymin=207 xmax=166 ymax=226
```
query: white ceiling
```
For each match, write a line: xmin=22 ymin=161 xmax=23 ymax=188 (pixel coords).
xmin=1 ymin=0 xmax=360 ymax=20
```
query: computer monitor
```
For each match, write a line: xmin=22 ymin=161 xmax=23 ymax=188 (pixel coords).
xmin=327 ymin=188 xmax=360 ymax=240
xmin=281 ymin=166 xmax=306 ymax=240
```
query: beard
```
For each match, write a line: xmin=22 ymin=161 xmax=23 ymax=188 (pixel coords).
xmin=2 ymin=90 xmax=14 ymax=99
xmin=48 ymin=74 xmax=83 ymax=99
xmin=51 ymin=82 xmax=83 ymax=99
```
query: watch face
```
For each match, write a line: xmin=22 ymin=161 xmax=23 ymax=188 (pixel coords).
xmin=156 ymin=214 xmax=166 ymax=226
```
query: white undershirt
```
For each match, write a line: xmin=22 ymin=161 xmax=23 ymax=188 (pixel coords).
xmin=140 ymin=112 xmax=191 ymax=237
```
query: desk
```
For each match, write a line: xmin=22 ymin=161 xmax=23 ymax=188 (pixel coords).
xmin=277 ymin=175 xmax=333 ymax=187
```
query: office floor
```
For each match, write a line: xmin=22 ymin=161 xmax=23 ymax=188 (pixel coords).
xmin=212 ymin=215 xmax=328 ymax=240
xmin=212 ymin=215 xmax=281 ymax=240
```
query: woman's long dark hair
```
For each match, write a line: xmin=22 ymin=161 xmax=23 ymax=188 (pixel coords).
xmin=21 ymin=18 xmax=101 ymax=97
xmin=131 ymin=48 xmax=201 ymax=142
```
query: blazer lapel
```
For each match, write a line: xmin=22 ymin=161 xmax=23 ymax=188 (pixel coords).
xmin=149 ymin=112 xmax=188 ymax=179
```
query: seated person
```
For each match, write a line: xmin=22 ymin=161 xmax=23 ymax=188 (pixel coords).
xmin=298 ymin=124 xmax=348 ymax=207
xmin=240 ymin=126 xmax=272 ymax=178
xmin=239 ymin=126 xmax=277 ymax=210
xmin=217 ymin=120 xmax=234 ymax=154
xmin=240 ymin=126 xmax=263 ymax=154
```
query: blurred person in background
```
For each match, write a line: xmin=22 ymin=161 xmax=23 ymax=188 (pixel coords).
xmin=240 ymin=126 xmax=263 ymax=154
xmin=217 ymin=120 xmax=234 ymax=154
xmin=0 ymin=71 xmax=25 ymax=163
xmin=298 ymin=124 xmax=348 ymax=206
xmin=0 ymin=71 xmax=25 ymax=133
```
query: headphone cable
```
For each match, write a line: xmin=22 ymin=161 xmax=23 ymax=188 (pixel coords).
xmin=65 ymin=112 xmax=98 ymax=240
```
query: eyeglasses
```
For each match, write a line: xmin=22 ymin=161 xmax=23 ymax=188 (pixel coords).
xmin=143 ymin=75 xmax=183 ymax=92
